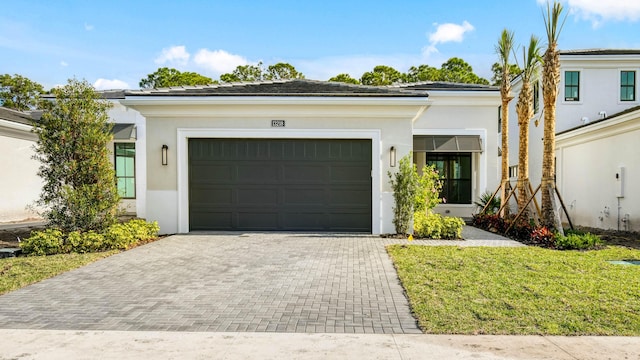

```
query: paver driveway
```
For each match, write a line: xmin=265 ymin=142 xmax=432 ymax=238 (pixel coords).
xmin=0 ymin=234 xmax=424 ymax=334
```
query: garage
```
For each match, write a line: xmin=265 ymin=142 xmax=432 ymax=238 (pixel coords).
xmin=188 ymin=138 xmax=372 ymax=232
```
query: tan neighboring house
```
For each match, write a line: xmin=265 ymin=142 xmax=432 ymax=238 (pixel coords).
xmin=117 ymin=79 xmax=501 ymax=234
xmin=0 ymin=107 xmax=42 ymax=223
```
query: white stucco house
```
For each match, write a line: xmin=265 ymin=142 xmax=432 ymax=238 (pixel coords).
xmin=113 ymin=79 xmax=501 ymax=235
xmin=0 ymin=107 xmax=42 ymax=222
xmin=507 ymin=49 xmax=640 ymax=231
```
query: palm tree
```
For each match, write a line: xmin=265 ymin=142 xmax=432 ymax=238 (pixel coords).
xmin=515 ymin=35 xmax=542 ymax=219
xmin=495 ymin=29 xmax=515 ymax=215
xmin=541 ymin=1 xmax=566 ymax=230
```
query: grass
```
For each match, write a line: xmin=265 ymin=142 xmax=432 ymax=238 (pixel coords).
xmin=0 ymin=251 xmax=116 ymax=295
xmin=387 ymin=245 xmax=640 ymax=335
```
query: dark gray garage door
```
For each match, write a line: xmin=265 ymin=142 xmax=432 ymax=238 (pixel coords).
xmin=189 ymin=138 xmax=372 ymax=232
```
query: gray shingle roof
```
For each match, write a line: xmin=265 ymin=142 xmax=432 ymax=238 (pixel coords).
xmin=395 ymin=81 xmax=498 ymax=92
xmin=560 ymin=49 xmax=640 ymax=56
xmin=125 ymin=79 xmax=428 ymax=97
xmin=0 ymin=107 xmax=38 ymax=126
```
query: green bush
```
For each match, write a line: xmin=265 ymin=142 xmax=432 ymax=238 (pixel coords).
xmin=20 ymin=220 xmax=160 ymax=255
xmin=19 ymin=229 xmax=65 ymax=256
xmin=414 ymin=212 xmax=464 ymax=239
xmin=555 ymin=232 xmax=602 ymax=250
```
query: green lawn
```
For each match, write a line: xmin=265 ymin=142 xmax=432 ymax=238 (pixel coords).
xmin=387 ymin=245 xmax=640 ymax=335
xmin=0 ymin=251 xmax=116 ymax=295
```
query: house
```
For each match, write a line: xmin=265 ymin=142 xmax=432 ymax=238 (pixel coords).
xmin=507 ymin=49 xmax=640 ymax=231
xmin=117 ymin=79 xmax=501 ymax=234
xmin=0 ymin=107 xmax=42 ymax=222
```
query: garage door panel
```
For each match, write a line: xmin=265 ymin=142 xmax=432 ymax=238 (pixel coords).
xmin=190 ymin=212 xmax=233 ymax=230
xmin=237 ymin=212 xmax=279 ymax=229
xmin=237 ymin=164 xmax=279 ymax=183
xmin=237 ymin=189 xmax=278 ymax=205
xmin=189 ymin=138 xmax=371 ymax=232
xmin=283 ymin=188 xmax=326 ymax=204
xmin=190 ymin=188 xmax=233 ymax=204
xmin=283 ymin=164 xmax=327 ymax=182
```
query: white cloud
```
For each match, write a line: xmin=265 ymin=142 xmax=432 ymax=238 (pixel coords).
xmin=193 ymin=49 xmax=248 ymax=74
xmin=84 ymin=23 xmax=94 ymax=31
xmin=60 ymin=61 xmax=68 ymax=67
xmin=93 ymin=78 xmax=130 ymax=90
xmin=538 ymin=0 xmax=640 ymax=27
xmin=154 ymin=45 xmax=190 ymax=66
xmin=428 ymin=21 xmax=475 ymax=45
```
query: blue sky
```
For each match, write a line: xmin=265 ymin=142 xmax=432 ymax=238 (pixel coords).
xmin=2 ymin=0 xmax=640 ymax=90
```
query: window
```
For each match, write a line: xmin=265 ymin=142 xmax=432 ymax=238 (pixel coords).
xmin=533 ymin=81 xmax=540 ymax=113
xmin=498 ymin=105 xmax=502 ymax=133
xmin=115 ymin=143 xmax=135 ymax=198
xmin=509 ymin=165 xmax=518 ymax=178
xmin=621 ymin=71 xmax=636 ymax=101
xmin=426 ymin=153 xmax=472 ymax=204
xmin=564 ymin=71 xmax=580 ymax=101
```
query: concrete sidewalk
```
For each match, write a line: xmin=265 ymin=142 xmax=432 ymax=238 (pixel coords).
xmin=0 ymin=330 xmax=638 ymax=359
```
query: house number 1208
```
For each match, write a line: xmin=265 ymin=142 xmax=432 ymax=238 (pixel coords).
xmin=271 ymin=120 xmax=286 ymax=127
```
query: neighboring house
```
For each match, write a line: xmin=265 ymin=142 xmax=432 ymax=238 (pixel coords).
xmin=116 ymin=79 xmax=501 ymax=234
xmin=556 ymin=106 xmax=640 ymax=231
xmin=507 ymin=49 xmax=640 ymax=231
xmin=0 ymin=107 xmax=42 ymax=222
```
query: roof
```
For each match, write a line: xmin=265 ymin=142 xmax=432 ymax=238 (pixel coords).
xmin=395 ymin=81 xmax=498 ymax=92
xmin=125 ymin=79 xmax=428 ymax=97
xmin=557 ymin=105 xmax=640 ymax=136
xmin=560 ymin=49 xmax=640 ymax=56
xmin=0 ymin=107 xmax=39 ymax=126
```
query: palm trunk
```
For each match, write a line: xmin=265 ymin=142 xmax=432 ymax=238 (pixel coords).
xmin=516 ymin=81 xmax=532 ymax=220
xmin=500 ymin=97 xmax=511 ymax=216
xmin=541 ymin=43 xmax=561 ymax=230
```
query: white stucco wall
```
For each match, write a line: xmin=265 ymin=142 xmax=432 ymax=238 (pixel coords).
xmin=0 ymin=124 xmax=42 ymax=222
xmin=124 ymin=97 xmax=426 ymax=235
xmin=556 ymin=111 xmax=640 ymax=231
xmin=107 ymin=101 xmax=147 ymax=219
xmin=413 ymin=91 xmax=501 ymax=218
xmin=508 ymin=54 xmax=640 ymax=191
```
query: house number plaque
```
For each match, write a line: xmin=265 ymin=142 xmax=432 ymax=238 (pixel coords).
xmin=271 ymin=120 xmax=286 ymax=127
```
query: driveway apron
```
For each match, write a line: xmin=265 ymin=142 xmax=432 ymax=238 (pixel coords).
xmin=0 ymin=234 xmax=422 ymax=334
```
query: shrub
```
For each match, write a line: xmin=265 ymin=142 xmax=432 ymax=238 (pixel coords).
xmin=414 ymin=212 xmax=464 ymax=239
xmin=530 ymin=226 xmax=556 ymax=248
xmin=19 ymin=229 xmax=65 ymax=256
xmin=20 ymin=219 xmax=160 ymax=255
xmin=474 ymin=191 xmax=501 ymax=215
xmin=555 ymin=232 xmax=602 ymax=250
xmin=507 ymin=221 xmax=534 ymax=241
xmin=472 ymin=213 xmax=508 ymax=233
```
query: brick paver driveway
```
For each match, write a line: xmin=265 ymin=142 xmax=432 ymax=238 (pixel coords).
xmin=0 ymin=234 xmax=424 ymax=334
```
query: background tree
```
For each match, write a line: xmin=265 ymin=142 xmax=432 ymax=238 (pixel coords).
xmin=406 ymin=64 xmax=441 ymax=82
xmin=220 ymin=62 xmax=265 ymax=82
xmin=264 ymin=62 xmax=305 ymax=80
xmin=360 ymin=65 xmax=405 ymax=85
xmin=491 ymin=63 xmax=522 ymax=86
xmin=541 ymin=1 xmax=566 ymax=231
xmin=495 ymin=29 xmax=516 ymax=215
xmin=33 ymin=78 xmax=120 ymax=232
xmin=439 ymin=58 xmax=490 ymax=84
xmin=515 ymin=35 xmax=542 ymax=219
xmin=139 ymin=67 xmax=213 ymax=88
xmin=0 ymin=74 xmax=45 ymax=110
xmin=328 ymin=73 xmax=360 ymax=84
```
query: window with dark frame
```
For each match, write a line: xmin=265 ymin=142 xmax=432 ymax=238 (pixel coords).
xmin=425 ymin=153 xmax=472 ymax=204
xmin=498 ymin=105 xmax=502 ymax=133
xmin=564 ymin=71 xmax=580 ymax=101
xmin=115 ymin=143 xmax=135 ymax=198
xmin=621 ymin=71 xmax=636 ymax=101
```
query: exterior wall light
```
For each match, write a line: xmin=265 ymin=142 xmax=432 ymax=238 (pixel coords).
xmin=161 ymin=144 xmax=168 ymax=166
xmin=390 ymin=146 xmax=397 ymax=167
